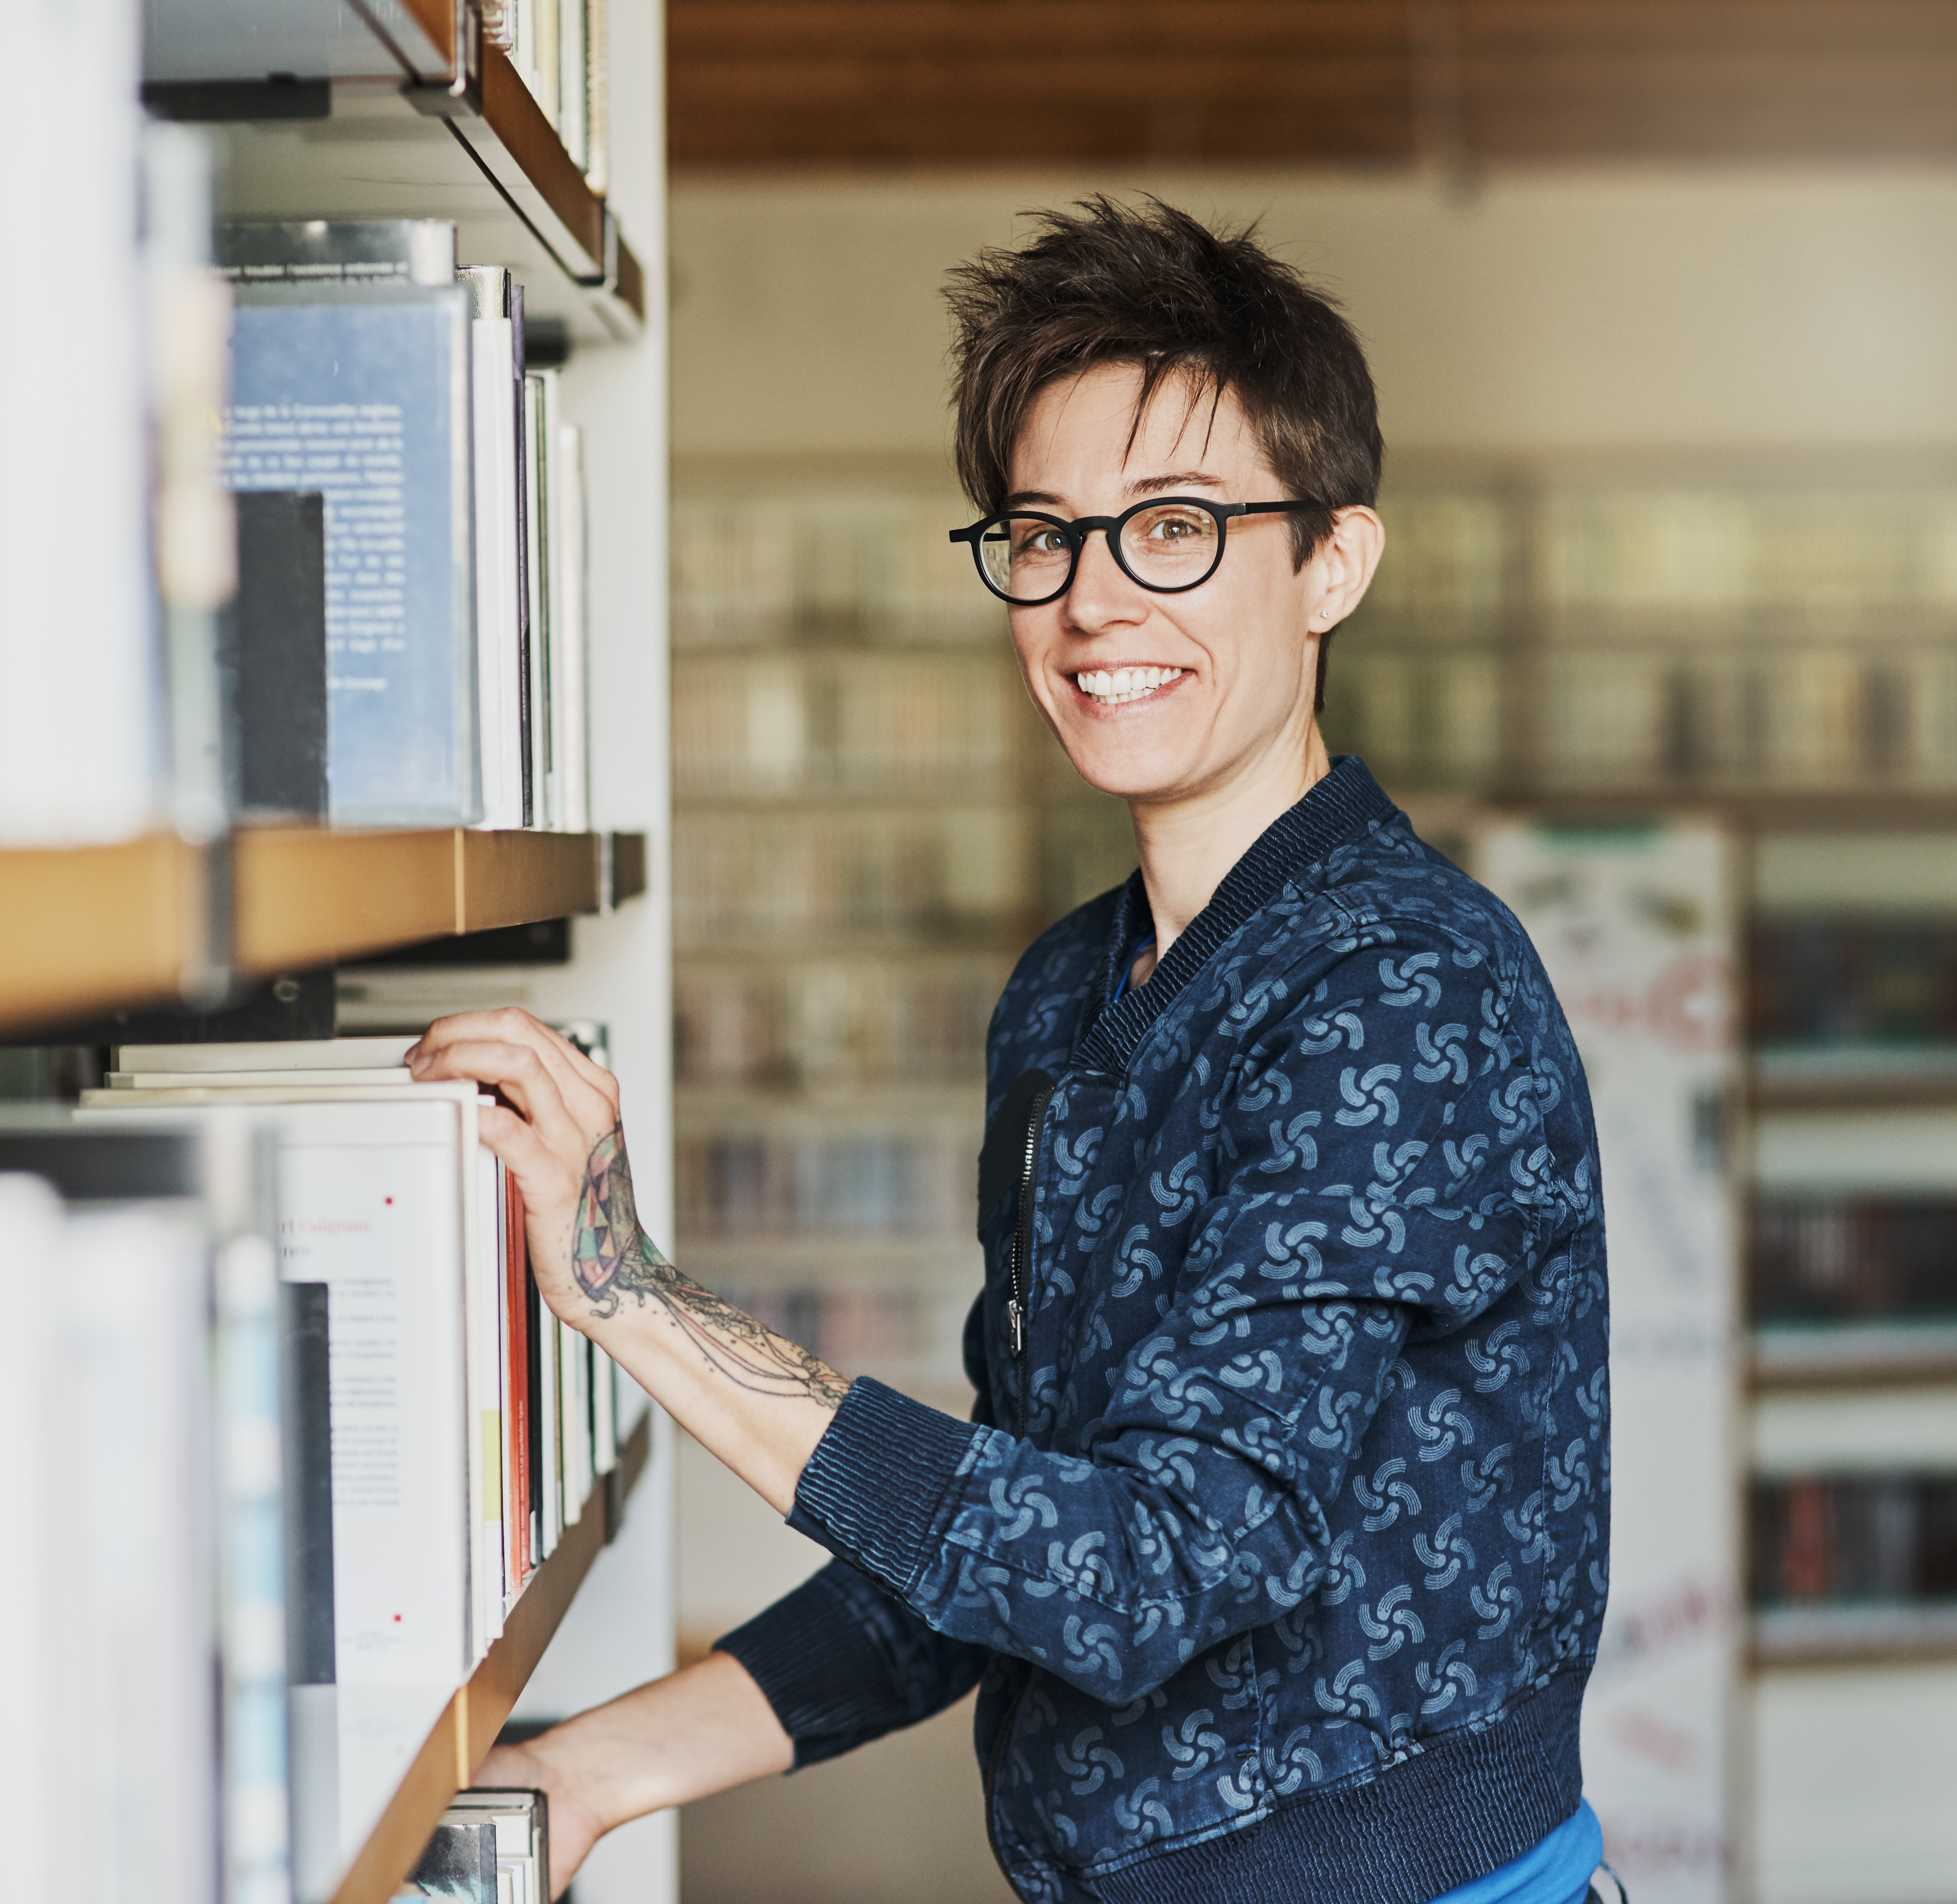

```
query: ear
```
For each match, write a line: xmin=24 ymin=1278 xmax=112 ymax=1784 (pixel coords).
xmin=1309 ymin=506 xmax=1385 ymax=633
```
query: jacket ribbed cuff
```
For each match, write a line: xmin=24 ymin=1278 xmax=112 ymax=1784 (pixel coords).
xmin=714 ymin=1568 xmax=904 ymax=1768
xmin=786 ymin=1376 xmax=982 ymax=1594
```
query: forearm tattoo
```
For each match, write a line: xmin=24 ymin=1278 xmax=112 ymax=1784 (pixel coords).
xmin=571 ymin=1126 xmax=850 ymax=1408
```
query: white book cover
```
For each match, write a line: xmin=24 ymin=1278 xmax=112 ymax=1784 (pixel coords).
xmin=116 ymin=1036 xmax=416 ymax=1073
xmin=593 ymin=1344 xmax=618 ymax=1475
xmin=59 ymin=1204 xmax=217 ymax=1904
xmin=558 ymin=1313 xmax=587 ymax=1523
xmin=475 ymin=1139 xmax=507 ymax=1649
xmin=523 ymin=372 xmax=553 ymax=829
xmin=472 ymin=311 xmax=524 ymax=830
xmin=548 ymin=407 xmax=590 ymax=833
xmin=0 ymin=0 xmax=152 ymax=847
xmin=537 ymin=1304 xmax=562 ymax=1559
xmin=558 ymin=0 xmax=588 ymax=169
xmin=110 ymin=1066 xmax=412 ymax=1089
xmin=0 ymin=1178 xmax=60 ymax=1901
xmin=80 ymin=1081 xmax=482 ymax=1871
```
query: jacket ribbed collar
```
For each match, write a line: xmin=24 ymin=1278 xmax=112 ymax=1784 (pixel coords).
xmin=1074 ymin=754 xmax=1395 ymax=1077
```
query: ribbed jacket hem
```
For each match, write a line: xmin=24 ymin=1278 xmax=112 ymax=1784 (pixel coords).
xmin=1053 ymin=1669 xmax=1587 ymax=1904
xmin=786 ymin=1376 xmax=981 ymax=1592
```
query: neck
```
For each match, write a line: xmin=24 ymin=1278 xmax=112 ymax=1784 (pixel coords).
xmin=1127 ymin=721 xmax=1332 ymax=976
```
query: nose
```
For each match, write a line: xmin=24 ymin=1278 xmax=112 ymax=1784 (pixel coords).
xmin=1062 ymin=524 xmax=1146 ymax=632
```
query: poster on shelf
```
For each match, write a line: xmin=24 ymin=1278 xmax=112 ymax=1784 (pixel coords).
xmin=1478 ymin=818 xmax=1739 ymax=1904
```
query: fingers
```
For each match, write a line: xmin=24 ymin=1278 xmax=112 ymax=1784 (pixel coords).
xmin=411 ymin=1008 xmax=617 ymax=1130
xmin=416 ymin=1037 xmax=585 ymax=1150
xmin=476 ymin=1100 xmax=558 ymax=1181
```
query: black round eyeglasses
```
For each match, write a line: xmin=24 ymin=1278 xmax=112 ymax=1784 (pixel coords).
xmin=948 ymin=496 xmax=1327 ymax=607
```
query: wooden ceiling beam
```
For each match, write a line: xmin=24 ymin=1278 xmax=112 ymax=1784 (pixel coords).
xmin=669 ymin=0 xmax=1957 ymax=169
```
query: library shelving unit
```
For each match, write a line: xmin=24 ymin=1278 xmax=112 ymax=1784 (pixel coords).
xmin=666 ymin=459 xmax=1135 ymax=1452
xmin=9 ymin=2 xmax=675 ymax=1900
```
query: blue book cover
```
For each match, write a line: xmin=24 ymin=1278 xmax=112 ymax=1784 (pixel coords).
xmin=225 ymin=283 xmax=481 ymax=826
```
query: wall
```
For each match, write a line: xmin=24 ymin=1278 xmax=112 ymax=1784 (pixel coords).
xmin=670 ymin=166 xmax=1957 ymax=462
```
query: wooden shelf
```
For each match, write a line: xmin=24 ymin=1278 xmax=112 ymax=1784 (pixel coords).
xmin=0 ymin=834 xmax=207 ymax=1031
xmin=1749 ymin=1065 xmax=1957 ymax=1112
xmin=330 ymin=1408 xmax=652 ymax=1904
xmin=144 ymin=0 xmax=643 ymax=342
xmin=1750 ymin=1601 xmax=1957 ymax=1668
xmin=0 ymin=829 xmax=640 ymax=1036
xmin=1748 ymin=1323 xmax=1957 ymax=1392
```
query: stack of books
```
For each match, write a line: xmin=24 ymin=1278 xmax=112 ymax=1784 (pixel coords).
xmin=10 ymin=1038 xmax=626 ymax=1898
xmin=1752 ymin=1197 xmax=1957 ymax=1323
xmin=1751 ymin=1473 xmax=1957 ymax=1607
xmin=398 ymin=1788 xmax=551 ymax=1904
xmin=0 ymin=1116 xmax=284 ymax=1904
xmin=482 ymin=0 xmax=611 ymax=191
xmin=219 ymin=221 xmax=591 ymax=832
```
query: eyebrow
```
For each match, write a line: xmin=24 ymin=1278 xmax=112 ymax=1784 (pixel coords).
xmin=1001 ymin=471 xmax=1225 ymax=510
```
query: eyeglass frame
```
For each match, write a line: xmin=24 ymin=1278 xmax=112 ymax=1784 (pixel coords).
xmin=948 ymin=496 xmax=1329 ymax=607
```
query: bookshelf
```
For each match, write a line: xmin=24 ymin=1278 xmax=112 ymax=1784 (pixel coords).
xmin=0 ymin=828 xmax=648 ymax=1034
xmin=1 ymin=0 xmax=674 ymax=1896
xmin=326 ymin=1407 xmax=651 ymax=1904
xmin=145 ymin=0 xmax=643 ymax=341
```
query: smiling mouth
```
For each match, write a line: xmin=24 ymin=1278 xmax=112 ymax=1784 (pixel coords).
xmin=1072 ymin=666 xmax=1187 ymax=706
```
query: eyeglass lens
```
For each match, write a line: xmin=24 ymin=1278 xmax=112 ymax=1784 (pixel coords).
xmin=980 ymin=502 xmax=1224 ymax=603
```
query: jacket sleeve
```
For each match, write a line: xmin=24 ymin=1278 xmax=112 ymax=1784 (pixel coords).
xmin=714 ymin=1559 xmax=991 ymax=1768
xmin=712 ymin=1291 xmax=1000 ymax=1766
xmin=782 ymin=932 xmax=1588 ymax=1702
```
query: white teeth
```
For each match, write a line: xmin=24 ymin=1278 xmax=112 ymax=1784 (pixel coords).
xmin=1074 ymin=666 xmax=1185 ymax=705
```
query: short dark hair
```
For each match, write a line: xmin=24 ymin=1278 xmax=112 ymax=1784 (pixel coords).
xmin=945 ymin=195 xmax=1382 ymax=708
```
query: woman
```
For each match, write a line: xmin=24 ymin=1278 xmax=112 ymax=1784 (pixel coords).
xmin=412 ymin=198 xmax=1615 ymax=1904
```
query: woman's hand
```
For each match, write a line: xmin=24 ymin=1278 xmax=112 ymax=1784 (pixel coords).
xmin=407 ymin=1008 xmax=655 ymax=1326
xmin=407 ymin=1007 xmax=846 ymax=1514
xmin=470 ymin=1656 xmax=795 ymax=1898
xmin=472 ymin=1735 xmax=608 ymax=1902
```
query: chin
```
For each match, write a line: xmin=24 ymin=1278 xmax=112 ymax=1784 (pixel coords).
xmin=1055 ymin=728 xmax=1190 ymax=804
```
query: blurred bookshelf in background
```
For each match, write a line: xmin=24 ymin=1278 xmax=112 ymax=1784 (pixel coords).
xmin=668 ymin=462 xmax=1133 ymax=1406
xmin=1327 ymin=471 xmax=1957 ymax=801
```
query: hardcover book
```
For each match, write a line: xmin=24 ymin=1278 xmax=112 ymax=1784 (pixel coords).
xmin=222 ymin=262 xmax=480 ymax=827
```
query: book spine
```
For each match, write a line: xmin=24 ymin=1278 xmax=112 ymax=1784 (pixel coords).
xmin=217 ymin=1231 xmax=292 ymax=1904
xmin=506 ymin=1171 xmax=533 ymax=1590
xmin=536 ymin=1284 xmax=561 ymax=1557
xmin=477 ymin=1148 xmax=506 ymax=1647
xmin=512 ymin=285 xmax=534 ymax=828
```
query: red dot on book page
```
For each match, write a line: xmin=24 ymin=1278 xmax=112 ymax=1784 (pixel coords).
xmin=393 ymin=1614 xmax=402 ymax=1623
xmin=385 ymin=1197 xmax=394 ymax=1206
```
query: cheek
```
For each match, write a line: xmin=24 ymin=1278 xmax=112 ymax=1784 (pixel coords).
xmin=1008 ymin=611 xmax=1064 ymax=694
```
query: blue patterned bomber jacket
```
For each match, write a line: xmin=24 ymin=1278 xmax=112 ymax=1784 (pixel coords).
xmin=719 ymin=757 xmax=1609 ymax=1904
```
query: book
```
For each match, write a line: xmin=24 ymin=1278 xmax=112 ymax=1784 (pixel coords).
xmin=397 ymin=1816 xmax=498 ymax=1901
xmin=220 ymin=489 xmax=329 ymax=821
xmin=460 ymin=265 xmax=526 ymax=830
xmin=77 ymin=1084 xmax=481 ymax=1873
xmin=523 ymin=369 xmax=553 ymax=828
xmin=0 ymin=1114 xmax=283 ymax=1904
xmin=281 ymin=1279 xmax=340 ymax=1897
xmin=405 ymin=1790 xmax=548 ymax=1904
xmin=1752 ymin=1197 xmax=1957 ymax=1323
xmin=221 ymin=228 xmax=481 ymax=828
xmin=0 ymin=0 xmax=153 ymax=850
xmin=117 ymin=1036 xmax=417 ymax=1072
xmin=1752 ymin=1473 xmax=1957 ymax=1606
xmin=548 ymin=408 xmax=591 ymax=832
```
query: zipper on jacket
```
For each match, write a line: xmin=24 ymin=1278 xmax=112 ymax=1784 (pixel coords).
xmin=1007 ymin=1080 xmax=1055 ymax=1439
